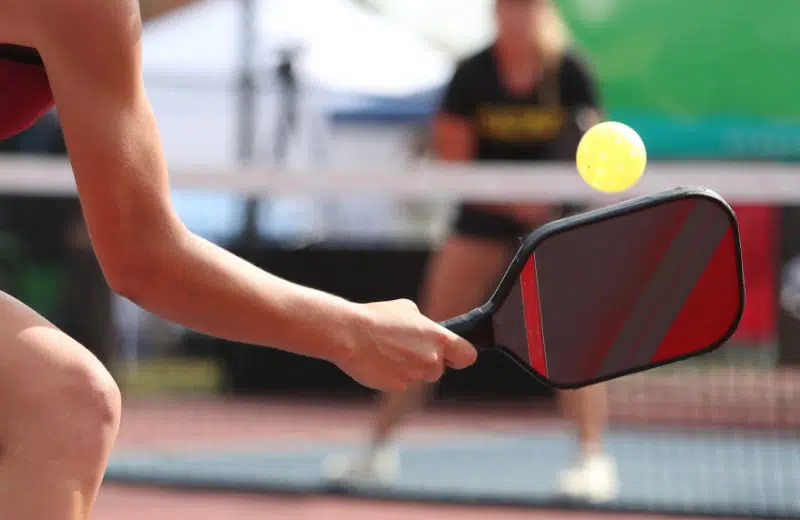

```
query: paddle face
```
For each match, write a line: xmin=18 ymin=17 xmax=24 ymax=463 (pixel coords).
xmin=443 ymin=187 xmax=745 ymax=389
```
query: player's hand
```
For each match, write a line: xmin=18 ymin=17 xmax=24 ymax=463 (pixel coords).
xmin=335 ymin=299 xmax=477 ymax=392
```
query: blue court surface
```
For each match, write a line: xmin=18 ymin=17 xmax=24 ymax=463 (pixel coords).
xmin=106 ymin=428 xmax=800 ymax=518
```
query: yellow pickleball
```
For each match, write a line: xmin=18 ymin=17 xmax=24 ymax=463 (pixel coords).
xmin=576 ymin=121 xmax=647 ymax=193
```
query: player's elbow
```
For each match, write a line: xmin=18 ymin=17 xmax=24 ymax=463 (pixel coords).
xmin=102 ymin=250 xmax=155 ymax=303
xmin=96 ymin=220 xmax=183 ymax=303
xmin=100 ymin=243 xmax=160 ymax=303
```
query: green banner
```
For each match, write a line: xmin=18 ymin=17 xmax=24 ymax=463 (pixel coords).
xmin=558 ymin=0 xmax=800 ymax=159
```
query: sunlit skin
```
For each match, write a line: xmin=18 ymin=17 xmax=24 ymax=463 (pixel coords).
xmin=0 ymin=0 xmax=476 ymax=518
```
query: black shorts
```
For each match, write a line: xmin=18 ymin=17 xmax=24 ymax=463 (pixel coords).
xmin=452 ymin=203 xmax=588 ymax=243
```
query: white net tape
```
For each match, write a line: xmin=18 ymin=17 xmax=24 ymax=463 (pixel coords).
xmin=1 ymin=157 xmax=797 ymax=202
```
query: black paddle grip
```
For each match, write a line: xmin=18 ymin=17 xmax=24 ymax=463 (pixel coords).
xmin=440 ymin=309 xmax=494 ymax=348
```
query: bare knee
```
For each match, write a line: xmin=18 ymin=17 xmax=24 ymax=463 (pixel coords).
xmin=52 ymin=358 xmax=122 ymax=459
xmin=69 ymin=358 xmax=121 ymax=428
xmin=8 ymin=353 xmax=121 ymax=471
xmin=0 ymin=349 xmax=120 ymax=518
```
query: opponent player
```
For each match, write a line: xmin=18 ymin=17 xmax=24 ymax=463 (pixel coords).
xmin=0 ymin=4 xmax=477 ymax=519
xmin=326 ymin=0 xmax=618 ymax=503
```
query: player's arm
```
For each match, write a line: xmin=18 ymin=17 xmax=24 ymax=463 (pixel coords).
xmin=31 ymin=1 xmax=374 ymax=363
xmin=433 ymin=62 xmax=476 ymax=161
xmin=562 ymin=53 xmax=603 ymax=127
xmin=433 ymin=114 xmax=474 ymax=160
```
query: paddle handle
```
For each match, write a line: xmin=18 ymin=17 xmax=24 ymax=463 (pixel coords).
xmin=440 ymin=309 xmax=493 ymax=348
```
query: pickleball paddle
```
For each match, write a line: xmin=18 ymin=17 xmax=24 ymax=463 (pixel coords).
xmin=440 ymin=186 xmax=745 ymax=389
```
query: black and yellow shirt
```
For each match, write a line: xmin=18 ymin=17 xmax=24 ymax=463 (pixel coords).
xmin=441 ymin=46 xmax=599 ymax=161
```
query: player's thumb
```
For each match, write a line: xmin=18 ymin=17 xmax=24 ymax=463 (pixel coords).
xmin=441 ymin=331 xmax=478 ymax=370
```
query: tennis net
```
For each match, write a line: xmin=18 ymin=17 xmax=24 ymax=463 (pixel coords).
xmin=0 ymin=156 xmax=796 ymax=518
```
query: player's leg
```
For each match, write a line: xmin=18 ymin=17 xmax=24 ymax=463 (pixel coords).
xmin=325 ymin=232 xmax=512 ymax=483
xmin=323 ymin=380 xmax=432 ymax=484
xmin=0 ymin=291 xmax=121 ymax=520
xmin=551 ymin=203 xmax=618 ymax=502
xmin=560 ymin=385 xmax=607 ymax=456
xmin=557 ymin=384 xmax=618 ymax=502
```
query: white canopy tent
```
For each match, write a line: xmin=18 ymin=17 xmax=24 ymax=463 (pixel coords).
xmin=142 ymin=0 xmax=455 ymax=166
xmin=359 ymin=0 xmax=496 ymax=57
xmin=140 ymin=0 xmax=463 ymax=243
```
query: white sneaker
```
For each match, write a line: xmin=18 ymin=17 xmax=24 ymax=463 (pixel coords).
xmin=556 ymin=453 xmax=619 ymax=503
xmin=323 ymin=444 xmax=399 ymax=486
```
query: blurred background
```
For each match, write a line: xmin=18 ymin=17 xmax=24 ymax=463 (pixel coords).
xmin=1 ymin=0 xmax=798 ymax=518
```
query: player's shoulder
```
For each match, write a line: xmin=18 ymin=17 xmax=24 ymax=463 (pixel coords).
xmin=558 ymin=49 xmax=596 ymax=81
xmin=453 ymin=45 xmax=494 ymax=79
xmin=453 ymin=47 xmax=493 ymax=83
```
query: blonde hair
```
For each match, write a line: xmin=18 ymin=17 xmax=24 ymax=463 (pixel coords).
xmin=536 ymin=0 xmax=570 ymax=67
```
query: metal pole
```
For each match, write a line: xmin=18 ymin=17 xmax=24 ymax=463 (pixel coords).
xmin=239 ymin=0 xmax=259 ymax=244
xmin=273 ymin=51 xmax=296 ymax=164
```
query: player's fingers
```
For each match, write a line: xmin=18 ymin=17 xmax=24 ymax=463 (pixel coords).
xmin=420 ymin=356 xmax=445 ymax=383
xmin=382 ymin=340 xmax=443 ymax=382
xmin=394 ymin=298 xmax=419 ymax=313
xmin=439 ymin=328 xmax=478 ymax=370
xmin=375 ymin=361 xmax=414 ymax=392
xmin=379 ymin=377 xmax=412 ymax=393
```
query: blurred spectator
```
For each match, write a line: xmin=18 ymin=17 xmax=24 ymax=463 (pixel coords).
xmin=326 ymin=0 xmax=617 ymax=503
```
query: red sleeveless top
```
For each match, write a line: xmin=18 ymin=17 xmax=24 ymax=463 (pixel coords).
xmin=0 ymin=45 xmax=55 ymax=140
